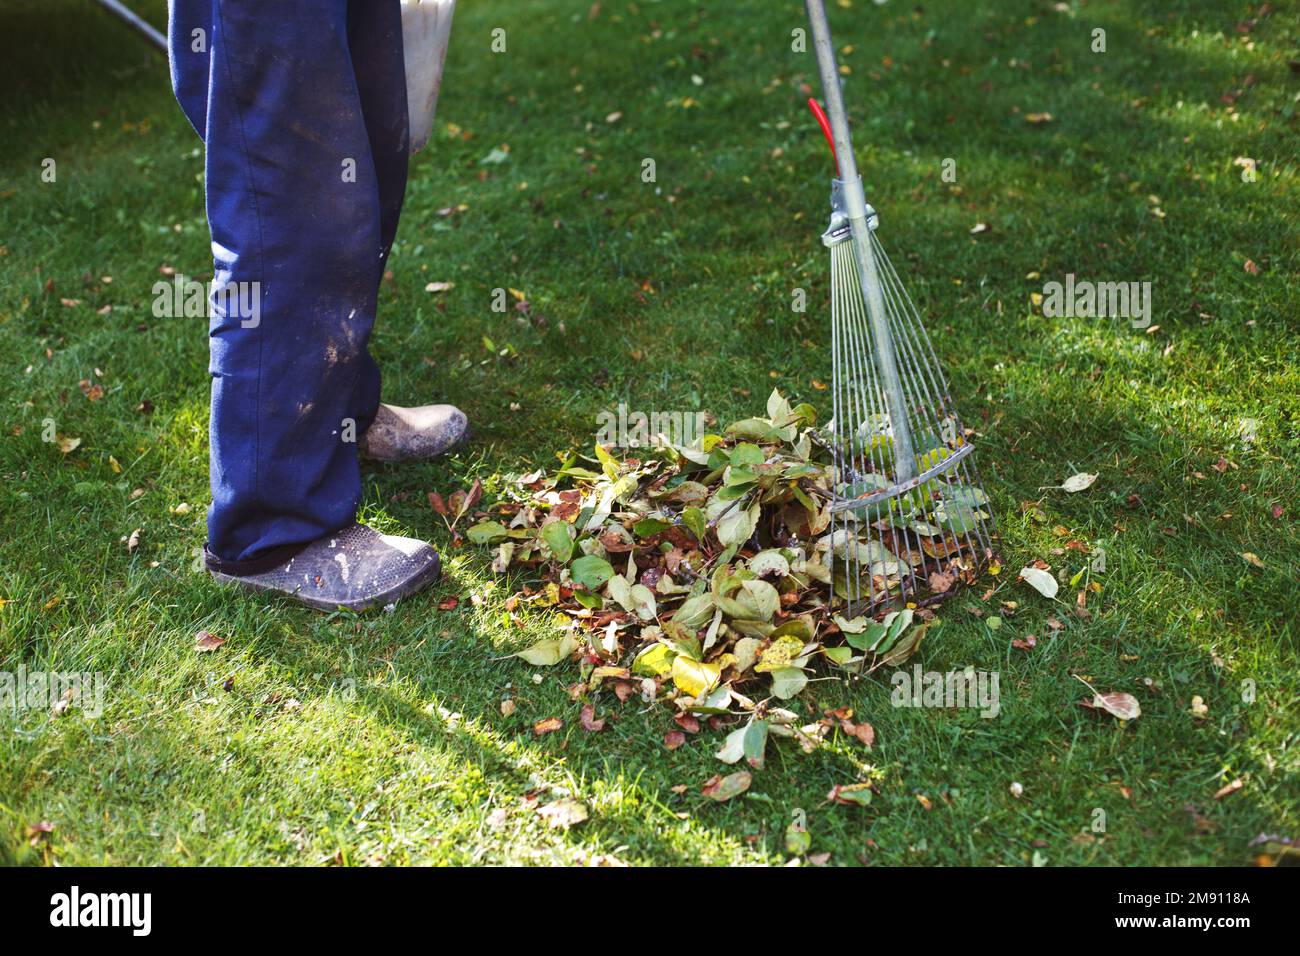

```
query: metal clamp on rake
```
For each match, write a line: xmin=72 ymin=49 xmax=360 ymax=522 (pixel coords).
xmin=805 ymin=0 xmax=996 ymax=616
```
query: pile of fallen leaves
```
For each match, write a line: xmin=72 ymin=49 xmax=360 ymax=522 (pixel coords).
xmin=445 ymin=390 xmax=984 ymax=777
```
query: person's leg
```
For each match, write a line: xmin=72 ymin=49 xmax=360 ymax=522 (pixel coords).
xmin=339 ymin=0 xmax=408 ymax=437
xmin=170 ymin=0 xmax=392 ymax=568
xmin=343 ymin=1 xmax=471 ymax=463
xmin=167 ymin=0 xmax=453 ymax=608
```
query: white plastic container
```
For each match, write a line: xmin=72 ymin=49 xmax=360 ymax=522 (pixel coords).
xmin=400 ymin=0 xmax=456 ymax=154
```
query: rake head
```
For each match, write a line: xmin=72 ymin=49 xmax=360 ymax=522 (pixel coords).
xmin=823 ymin=212 xmax=996 ymax=615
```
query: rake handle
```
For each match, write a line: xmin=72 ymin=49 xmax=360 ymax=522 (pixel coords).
xmin=804 ymin=0 xmax=918 ymax=484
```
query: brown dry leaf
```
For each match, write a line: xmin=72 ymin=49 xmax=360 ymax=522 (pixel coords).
xmin=26 ymin=821 xmax=55 ymax=845
xmin=580 ymin=703 xmax=606 ymax=732
xmin=673 ymin=713 xmax=700 ymax=734
xmin=428 ymin=490 xmax=449 ymax=515
xmin=1243 ymin=259 xmax=1259 ymax=275
xmin=195 ymin=630 xmax=225 ymax=653
xmin=1240 ymin=552 xmax=1264 ymax=569
xmin=537 ymin=797 xmax=588 ymax=830
xmin=1024 ymin=112 xmax=1054 ymax=124
xmin=841 ymin=717 xmax=875 ymax=749
xmin=533 ymin=716 xmax=563 ymax=735
xmin=50 ymin=687 xmax=74 ymax=717
xmin=663 ymin=730 xmax=687 ymax=750
xmin=438 ymin=595 xmax=459 ymax=611
xmin=126 ymin=528 xmax=141 ymax=553
xmin=1090 ymin=691 xmax=1141 ymax=721
xmin=916 ymin=794 xmax=933 ymax=811
xmin=56 ymin=435 xmax=82 ymax=455
xmin=1214 ymin=778 xmax=1244 ymax=800
xmin=499 ymin=698 xmax=516 ymax=717
xmin=928 ymin=571 xmax=955 ymax=594
xmin=1012 ymin=634 xmax=1037 ymax=651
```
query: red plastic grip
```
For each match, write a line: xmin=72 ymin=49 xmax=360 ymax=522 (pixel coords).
xmin=807 ymin=97 xmax=839 ymax=175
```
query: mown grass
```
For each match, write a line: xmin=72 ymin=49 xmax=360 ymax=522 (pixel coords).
xmin=0 ymin=0 xmax=1296 ymax=866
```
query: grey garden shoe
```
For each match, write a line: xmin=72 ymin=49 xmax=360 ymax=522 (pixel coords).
xmin=207 ymin=523 xmax=441 ymax=611
xmin=359 ymin=403 xmax=470 ymax=462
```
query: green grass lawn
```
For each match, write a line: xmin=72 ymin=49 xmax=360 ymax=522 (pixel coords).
xmin=1 ymin=0 xmax=1296 ymax=866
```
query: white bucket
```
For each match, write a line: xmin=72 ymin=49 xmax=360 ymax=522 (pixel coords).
xmin=400 ymin=0 xmax=456 ymax=154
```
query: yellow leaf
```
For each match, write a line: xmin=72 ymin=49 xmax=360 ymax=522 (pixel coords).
xmin=755 ymin=634 xmax=804 ymax=674
xmin=671 ymin=656 xmax=720 ymax=697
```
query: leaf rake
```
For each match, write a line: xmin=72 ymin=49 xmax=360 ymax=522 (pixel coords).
xmin=804 ymin=0 xmax=996 ymax=616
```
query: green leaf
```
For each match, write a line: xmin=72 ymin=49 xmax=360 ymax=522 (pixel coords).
xmin=790 ymin=402 xmax=818 ymax=428
xmin=932 ymin=501 xmax=982 ymax=534
xmin=749 ymin=549 xmax=791 ymax=578
xmin=845 ymin=621 xmax=888 ymax=652
xmin=541 ymin=521 xmax=575 ymax=563
xmin=770 ymin=667 xmax=808 ymax=700
xmin=730 ymin=443 xmax=766 ymax=469
xmin=593 ymin=442 xmax=621 ymax=479
xmin=715 ymin=482 xmax=754 ymax=503
xmin=736 ymin=579 xmax=780 ymax=622
xmin=743 ymin=719 xmax=769 ymax=769
xmin=766 ymin=388 xmax=792 ymax=422
xmin=570 ymin=555 xmax=614 ymax=590
xmin=466 ymin=520 xmax=509 ymax=545
xmin=690 ymin=685 xmax=732 ymax=715
xmin=827 ymin=782 xmax=874 ymax=807
xmin=702 ymin=770 xmax=752 ymax=802
xmin=711 ymin=500 xmax=760 ymax=549
xmin=769 ymin=617 xmax=814 ymax=642
xmin=725 ymin=418 xmax=783 ymax=442
xmin=633 ymin=517 xmax=672 ymax=538
xmin=682 ymin=506 xmax=708 ymax=544
xmin=785 ymin=819 xmax=812 ymax=856
xmin=515 ymin=632 xmax=579 ymax=666
xmin=607 ymin=574 xmax=657 ymax=621
xmin=943 ymin=485 xmax=989 ymax=508
xmin=674 ymin=593 xmax=715 ymax=629
xmin=717 ymin=725 xmax=746 ymax=764
xmin=880 ymin=623 xmax=927 ymax=666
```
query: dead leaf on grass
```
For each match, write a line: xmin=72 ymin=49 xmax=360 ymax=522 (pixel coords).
xmin=195 ymin=630 xmax=225 ymax=653
xmin=537 ymin=797 xmax=588 ymax=829
xmin=702 ymin=770 xmax=752 ymax=802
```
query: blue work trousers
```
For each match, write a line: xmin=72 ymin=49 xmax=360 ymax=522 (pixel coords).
xmin=168 ymin=0 xmax=409 ymax=571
